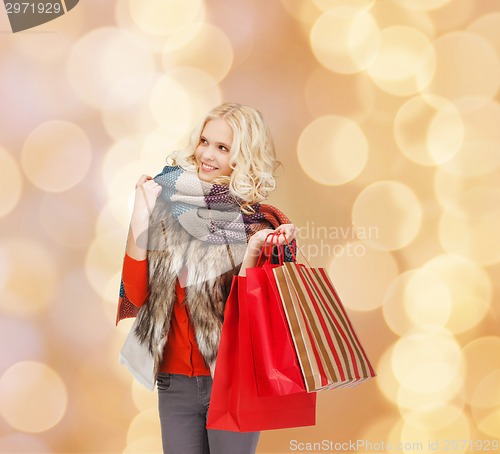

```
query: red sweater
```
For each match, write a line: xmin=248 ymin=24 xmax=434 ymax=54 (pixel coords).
xmin=122 ymin=254 xmax=210 ymax=376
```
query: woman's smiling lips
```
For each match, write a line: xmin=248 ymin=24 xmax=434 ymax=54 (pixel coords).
xmin=201 ymin=162 xmax=218 ymax=171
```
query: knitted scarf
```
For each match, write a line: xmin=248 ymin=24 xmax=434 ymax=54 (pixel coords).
xmin=154 ymin=165 xmax=273 ymax=244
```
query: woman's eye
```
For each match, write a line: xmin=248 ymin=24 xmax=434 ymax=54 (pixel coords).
xmin=200 ymin=138 xmax=208 ymax=145
xmin=219 ymin=145 xmax=228 ymax=152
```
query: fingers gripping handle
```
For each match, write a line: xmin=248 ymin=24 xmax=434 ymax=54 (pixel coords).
xmin=255 ymin=232 xmax=304 ymax=266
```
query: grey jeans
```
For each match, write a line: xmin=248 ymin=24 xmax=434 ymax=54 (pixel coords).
xmin=157 ymin=373 xmax=260 ymax=454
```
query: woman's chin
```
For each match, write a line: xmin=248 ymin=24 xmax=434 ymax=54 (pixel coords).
xmin=197 ymin=170 xmax=216 ymax=182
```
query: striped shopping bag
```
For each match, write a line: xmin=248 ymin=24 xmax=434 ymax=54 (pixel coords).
xmin=273 ymin=262 xmax=376 ymax=392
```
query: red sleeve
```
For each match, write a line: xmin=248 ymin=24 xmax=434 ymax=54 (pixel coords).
xmin=122 ymin=254 xmax=149 ymax=307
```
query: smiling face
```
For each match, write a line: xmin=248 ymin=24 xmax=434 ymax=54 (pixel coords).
xmin=194 ymin=118 xmax=234 ymax=183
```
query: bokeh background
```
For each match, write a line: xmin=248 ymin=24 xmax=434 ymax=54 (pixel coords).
xmin=1 ymin=0 xmax=500 ymax=452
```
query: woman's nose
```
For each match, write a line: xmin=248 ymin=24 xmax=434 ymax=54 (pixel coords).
xmin=202 ymin=146 xmax=216 ymax=160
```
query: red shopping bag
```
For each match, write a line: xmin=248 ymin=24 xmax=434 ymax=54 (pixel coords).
xmin=246 ymin=235 xmax=307 ymax=397
xmin=206 ymin=276 xmax=316 ymax=432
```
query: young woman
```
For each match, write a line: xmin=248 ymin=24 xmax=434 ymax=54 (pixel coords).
xmin=117 ymin=103 xmax=299 ymax=454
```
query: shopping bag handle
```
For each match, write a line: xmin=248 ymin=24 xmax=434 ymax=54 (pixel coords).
xmin=256 ymin=232 xmax=284 ymax=266
xmin=255 ymin=231 xmax=312 ymax=267
xmin=276 ymin=232 xmax=296 ymax=263
xmin=279 ymin=233 xmax=313 ymax=268
xmin=258 ymin=231 xmax=305 ymax=266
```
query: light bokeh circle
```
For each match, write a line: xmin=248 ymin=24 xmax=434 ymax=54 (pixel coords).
xmin=394 ymin=0 xmax=454 ymax=11
xmin=0 ymin=237 xmax=59 ymax=317
xmin=394 ymin=95 xmax=464 ymax=166
xmin=97 ymin=196 xmax=133 ymax=237
xmin=0 ymin=434 xmax=51 ymax=454
xmin=462 ymin=337 xmax=500 ymax=406
xmin=129 ymin=0 xmax=203 ymax=36
xmin=424 ymin=32 xmax=500 ymax=101
xmin=99 ymin=147 xmax=153 ymax=235
xmin=0 ymin=362 xmax=67 ymax=433
xmin=105 ymin=160 xmax=153 ymax=204
xmin=162 ymin=23 xmax=234 ymax=83
xmin=399 ymin=412 xmax=471 ymax=454
xmin=472 ymin=406 xmax=500 ymax=439
xmin=123 ymin=438 xmax=163 ymax=454
xmin=21 ymin=121 xmax=92 ymax=193
xmin=439 ymin=209 xmax=500 ymax=266
xmin=439 ymin=97 xmax=500 ymax=178
xmin=149 ymin=74 xmax=193 ymax=139
xmin=383 ymin=269 xmax=452 ymax=336
xmin=167 ymin=67 xmax=222 ymax=129
xmin=101 ymin=138 xmax=142 ymax=184
xmin=358 ymin=416 xmax=402 ymax=454
xmin=434 ymin=167 xmax=500 ymax=220
xmin=401 ymin=403 xmax=466 ymax=432
xmin=367 ymin=26 xmax=436 ymax=96
xmin=469 ymin=353 xmax=500 ymax=438
xmin=161 ymin=21 xmax=204 ymax=53
xmin=279 ymin=0 xmax=323 ymax=26
xmin=67 ymin=27 xmax=156 ymax=109
xmin=95 ymin=183 xmax=132 ymax=242
xmin=297 ymin=115 xmax=369 ymax=185
xmin=396 ymin=378 xmax=464 ymax=412
xmin=131 ymin=380 xmax=158 ymax=412
xmin=328 ymin=242 xmax=399 ymax=311
xmin=85 ymin=232 xmax=125 ymax=299
xmin=0 ymin=147 xmax=23 ymax=218
xmin=402 ymin=270 xmax=452 ymax=328
xmin=375 ymin=344 xmax=400 ymax=406
xmin=352 ymin=181 xmax=423 ymax=250
xmin=310 ymin=6 xmax=381 ymax=74
xmin=313 ymin=0 xmax=375 ymax=11
xmin=376 ymin=342 xmax=463 ymax=410
xmin=101 ymin=88 xmax=157 ymax=143
xmin=373 ymin=0 xmax=436 ymax=38
xmin=141 ymin=127 xmax=186 ymax=169
xmin=470 ymin=370 xmax=500 ymax=410
xmin=148 ymin=68 xmax=221 ymax=144
xmin=114 ymin=0 xmax=167 ymax=53
xmin=467 ymin=12 xmax=500 ymax=61
xmin=422 ymin=254 xmax=492 ymax=334
xmin=126 ymin=409 xmax=162 ymax=449
xmin=391 ymin=326 xmax=463 ymax=395
xmin=430 ymin=0 xmax=476 ymax=36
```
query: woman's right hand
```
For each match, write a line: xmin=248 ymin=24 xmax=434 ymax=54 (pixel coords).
xmin=133 ymin=175 xmax=162 ymax=216
xmin=127 ymin=175 xmax=162 ymax=260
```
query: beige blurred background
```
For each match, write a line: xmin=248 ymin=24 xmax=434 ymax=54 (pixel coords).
xmin=1 ymin=0 xmax=500 ymax=452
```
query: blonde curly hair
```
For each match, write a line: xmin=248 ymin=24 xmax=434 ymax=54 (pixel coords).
xmin=166 ymin=103 xmax=280 ymax=211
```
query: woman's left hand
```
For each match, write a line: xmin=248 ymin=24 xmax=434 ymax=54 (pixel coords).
xmin=247 ymin=223 xmax=299 ymax=256
xmin=239 ymin=224 xmax=299 ymax=276
xmin=271 ymin=223 xmax=300 ymax=246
